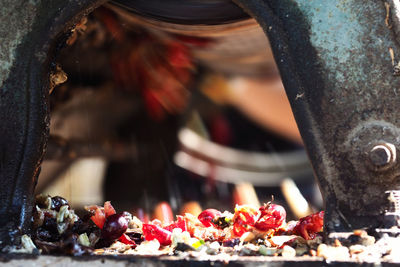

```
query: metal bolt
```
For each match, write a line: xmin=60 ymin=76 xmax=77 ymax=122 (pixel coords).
xmin=382 ymin=190 xmax=400 ymax=230
xmin=369 ymin=143 xmax=396 ymax=169
xmin=386 ymin=190 xmax=400 ymax=213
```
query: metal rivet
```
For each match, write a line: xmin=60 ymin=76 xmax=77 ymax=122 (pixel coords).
xmin=369 ymin=143 xmax=396 ymax=169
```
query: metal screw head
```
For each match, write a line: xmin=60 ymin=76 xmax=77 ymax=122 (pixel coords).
xmin=369 ymin=143 xmax=396 ymax=169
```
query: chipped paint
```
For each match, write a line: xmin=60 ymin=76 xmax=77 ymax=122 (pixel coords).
xmin=235 ymin=0 xmax=400 ymax=233
xmin=0 ymin=1 xmax=37 ymax=89
xmin=294 ymin=0 xmax=391 ymax=86
xmin=0 ymin=0 xmax=106 ymax=247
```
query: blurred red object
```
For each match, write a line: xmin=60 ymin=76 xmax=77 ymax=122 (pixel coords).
xmin=180 ymin=201 xmax=202 ymax=217
xmin=209 ymin=114 xmax=232 ymax=146
xmin=153 ymin=201 xmax=174 ymax=224
xmin=95 ymin=7 xmax=195 ymax=120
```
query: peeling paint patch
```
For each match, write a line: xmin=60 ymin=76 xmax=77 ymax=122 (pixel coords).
xmin=0 ymin=1 xmax=37 ymax=90
xmin=295 ymin=0 xmax=365 ymax=87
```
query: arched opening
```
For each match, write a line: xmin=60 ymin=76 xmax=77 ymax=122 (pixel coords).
xmin=2 ymin=0 xmax=399 ymax=261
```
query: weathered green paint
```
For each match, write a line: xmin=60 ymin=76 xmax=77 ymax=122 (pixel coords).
xmin=0 ymin=0 xmax=106 ymax=246
xmin=0 ymin=0 xmax=400 ymax=247
xmin=234 ymin=0 xmax=400 ymax=234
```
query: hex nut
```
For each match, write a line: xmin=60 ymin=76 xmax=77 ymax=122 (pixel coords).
xmin=368 ymin=143 xmax=396 ymax=170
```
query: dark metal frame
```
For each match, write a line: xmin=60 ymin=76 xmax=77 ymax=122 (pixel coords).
xmin=0 ymin=0 xmax=399 ymax=246
xmin=234 ymin=0 xmax=400 ymax=236
xmin=0 ymin=0 xmax=106 ymax=245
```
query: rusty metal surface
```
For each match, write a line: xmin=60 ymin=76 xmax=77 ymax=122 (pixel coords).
xmin=0 ymin=0 xmax=106 ymax=246
xmin=1 ymin=0 xmax=400 ymax=249
xmin=234 ymin=0 xmax=400 ymax=234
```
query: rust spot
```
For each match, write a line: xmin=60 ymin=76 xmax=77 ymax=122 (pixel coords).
xmin=385 ymin=2 xmax=393 ymax=29
xmin=66 ymin=17 xmax=88 ymax=46
xmin=49 ymin=65 xmax=67 ymax=94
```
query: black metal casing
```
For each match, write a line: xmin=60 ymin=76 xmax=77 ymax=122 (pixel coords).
xmin=1 ymin=0 xmax=400 ymax=247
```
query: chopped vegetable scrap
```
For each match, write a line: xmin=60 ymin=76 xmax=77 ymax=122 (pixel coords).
xmin=10 ymin=194 xmax=394 ymax=261
xmin=23 ymin=195 xmax=330 ymax=257
xmin=293 ymin=211 xmax=324 ymax=240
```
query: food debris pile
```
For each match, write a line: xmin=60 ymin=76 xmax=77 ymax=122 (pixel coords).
xmin=8 ymin=195 xmax=400 ymax=262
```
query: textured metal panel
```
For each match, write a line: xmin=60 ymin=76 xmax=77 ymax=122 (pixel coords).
xmin=234 ymin=0 xmax=400 ymax=234
xmin=1 ymin=0 xmax=400 ymax=247
xmin=0 ymin=0 xmax=106 ymax=246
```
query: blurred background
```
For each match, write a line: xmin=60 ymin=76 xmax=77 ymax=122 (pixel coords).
xmin=37 ymin=1 xmax=322 ymax=222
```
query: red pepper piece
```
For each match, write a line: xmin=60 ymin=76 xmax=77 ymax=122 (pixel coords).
xmin=198 ymin=209 xmax=222 ymax=227
xmin=119 ymin=233 xmax=137 ymax=248
xmin=254 ymin=203 xmax=286 ymax=231
xmin=91 ymin=207 xmax=106 ymax=229
xmin=89 ymin=201 xmax=117 ymax=229
xmin=232 ymin=205 xmax=259 ymax=237
xmin=164 ymin=215 xmax=188 ymax=232
xmin=293 ymin=211 xmax=324 ymax=240
xmin=142 ymin=224 xmax=172 ymax=246
xmin=104 ymin=201 xmax=116 ymax=217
